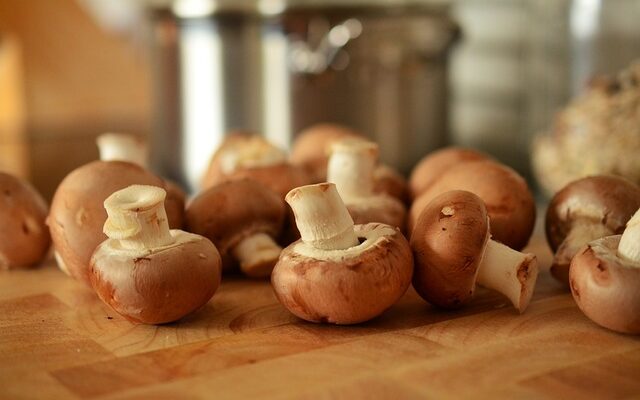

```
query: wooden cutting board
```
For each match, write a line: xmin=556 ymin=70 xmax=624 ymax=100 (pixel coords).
xmin=1 ymin=233 xmax=639 ymax=399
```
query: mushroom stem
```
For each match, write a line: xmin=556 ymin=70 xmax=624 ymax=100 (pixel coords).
xmin=327 ymin=139 xmax=378 ymax=200
xmin=554 ymin=222 xmax=614 ymax=267
xmin=97 ymin=133 xmax=148 ymax=167
xmin=618 ymin=208 xmax=640 ymax=263
xmin=286 ymin=183 xmax=359 ymax=250
xmin=219 ymin=138 xmax=287 ymax=174
xmin=231 ymin=232 xmax=283 ymax=277
xmin=103 ymin=185 xmax=174 ymax=250
xmin=476 ymin=240 xmax=538 ymax=313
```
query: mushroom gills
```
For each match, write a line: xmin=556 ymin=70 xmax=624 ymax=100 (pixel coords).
xmin=476 ymin=240 xmax=539 ymax=313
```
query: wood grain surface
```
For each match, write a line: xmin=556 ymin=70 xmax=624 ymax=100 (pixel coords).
xmin=1 ymin=232 xmax=639 ymax=400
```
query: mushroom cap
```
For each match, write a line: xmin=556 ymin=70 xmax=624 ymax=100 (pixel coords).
xmin=290 ymin=123 xmax=362 ymax=182
xmin=409 ymin=159 xmax=535 ymax=250
xmin=569 ymin=235 xmax=640 ymax=334
xmin=0 ymin=172 xmax=51 ymax=269
xmin=546 ymin=175 xmax=640 ymax=251
xmin=345 ymin=195 xmax=406 ymax=232
xmin=185 ymin=179 xmax=285 ymax=266
xmin=410 ymin=190 xmax=490 ymax=309
xmin=90 ymin=231 xmax=222 ymax=324
xmin=200 ymin=132 xmax=286 ymax=190
xmin=373 ymin=165 xmax=409 ymax=204
xmin=272 ymin=223 xmax=413 ymax=324
xmin=163 ymin=179 xmax=186 ymax=229
xmin=48 ymin=161 xmax=176 ymax=284
xmin=409 ymin=147 xmax=489 ymax=200
xmin=224 ymin=163 xmax=312 ymax=200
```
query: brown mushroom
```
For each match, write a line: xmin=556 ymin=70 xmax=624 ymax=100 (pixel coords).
xmin=569 ymin=209 xmax=640 ymax=334
xmin=546 ymin=175 xmax=640 ymax=286
xmin=327 ymin=138 xmax=406 ymax=231
xmin=185 ymin=179 xmax=285 ymax=278
xmin=48 ymin=161 xmax=180 ymax=285
xmin=90 ymin=185 xmax=221 ymax=324
xmin=409 ymin=147 xmax=489 ymax=200
xmin=271 ymin=183 xmax=413 ymax=324
xmin=373 ymin=164 xmax=409 ymax=205
xmin=96 ymin=132 xmax=185 ymax=229
xmin=411 ymin=190 xmax=538 ymax=312
xmin=409 ymin=159 xmax=535 ymax=250
xmin=0 ymin=172 xmax=50 ymax=269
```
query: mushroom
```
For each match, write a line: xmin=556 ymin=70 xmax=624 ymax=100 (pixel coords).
xmin=408 ymin=147 xmax=489 ymax=200
xmin=411 ymin=190 xmax=538 ymax=312
xmin=569 ymin=208 xmax=640 ymax=334
xmin=271 ymin=183 xmax=413 ymax=324
xmin=290 ymin=123 xmax=408 ymax=203
xmin=97 ymin=132 xmax=185 ymax=229
xmin=327 ymin=138 xmax=406 ymax=231
xmin=546 ymin=175 xmax=640 ymax=286
xmin=185 ymin=179 xmax=285 ymax=278
xmin=0 ymin=172 xmax=50 ymax=269
xmin=48 ymin=161 xmax=179 ymax=284
xmin=409 ymin=159 xmax=535 ymax=250
xmin=90 ymin=185 xmax=221 ymax=324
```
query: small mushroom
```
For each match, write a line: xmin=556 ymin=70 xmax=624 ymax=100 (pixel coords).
xmin=48 ymin=161 xmax=178 ymax=284
xmin=0 ymin=172 xmax=50 ymax=269
xmin=97 ymin=132 xmax=185 ymax=229
xmin=546 ymin=175 xmax=640 ymax=286
xmin=271 ymin=183 xmax=413 ymax=324
xmin=185 ymin=179 xmax=285 ymax=278
xmin=90 ymin=185 xmax=221 ymax=324
xmin=411 ymin=190 xmax=538 ymax=312
xmin=409 ymin=159 xmax=536 ymax=250
xmin=569 ymin=208 xmax=640 ymax=334
xmin=327 ymin=138 xmax=406 ymax=231
xmin=409 ymin=147 xmax=489 ymax=200
xmin=373 ymin=164 xmax=409 ymax=205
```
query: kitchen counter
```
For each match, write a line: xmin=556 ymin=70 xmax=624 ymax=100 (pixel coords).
xmin=1 ymin=233 xmax=639 ymax=399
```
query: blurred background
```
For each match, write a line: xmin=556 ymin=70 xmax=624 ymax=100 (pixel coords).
xmin=1 ymin=0 xmax=639 ymax=198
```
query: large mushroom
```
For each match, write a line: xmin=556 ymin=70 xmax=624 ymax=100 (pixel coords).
xmin=411 ymin=190 xmax=538 ymax=312
xmin=546 ymin=175 xmax=640 ymax=286
xmin=408 ymin=147 xmax=489 ymax=200
xmin=327 ymin=138 xmax=406 ymax=231
xmin=290 ymin=123 xmax=409 ymax=202
xmin=271 ymin=183 xmax=413 ymax=324
xmin=0 ymin=172 xmax=50 ymax=269
xmin=97 ymin=132 xmax=185 ymax=229
xmin=569 ymin=208 xmax=640 ymax=334
xmin=185 ymin=179 xmax=285 ymax=278
xmin=48 ymin=161 xmax=179 ymax=285
xmin=409 ymin=159 xmax=536 ymax=250
xmin=90 ymin=185 xmax=221 ymax=324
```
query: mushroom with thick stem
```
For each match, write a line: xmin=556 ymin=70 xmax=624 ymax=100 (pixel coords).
xmin=327 ymin=138 xmax=406 ymax=231
xmin=546 ymin=175 xmax=640 ymax=286
xmin=569 ymin=208 xmax=640 ymax=334
xmin=0 ymin=172 xmax=51 ymax=269
xmin=48 ymin=161 xmax=181 ymax=285
xmin=409 ymin=159 xmax=536 ymax=250
xmin=90 ymin=185 xmax=221 ymax=324
xmin=271 ymin=183 xmax=413 ymax=324
xmin=409 ymin=147 xmax=489 ymax=200
xmin=96 ymin=132 xmax=186 ymax=229
xmin=411 ymin=190 xmax=538 ymax=312
xmin=185 ymin=179 xmax=286 ymax=278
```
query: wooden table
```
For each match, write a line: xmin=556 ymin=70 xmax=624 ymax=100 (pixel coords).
xmin=1 ymin=232 xmax=639 ymax=399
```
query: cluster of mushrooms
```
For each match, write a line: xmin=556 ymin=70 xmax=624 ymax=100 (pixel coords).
xmin=0 ymin=124 xmax=638 ymax=333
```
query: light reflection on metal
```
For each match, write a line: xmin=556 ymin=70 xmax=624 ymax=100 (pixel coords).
xmin=263 ymin=29 xmax=292 ymax=150
xmin=172 ymin=0 xmax=217 ymax=18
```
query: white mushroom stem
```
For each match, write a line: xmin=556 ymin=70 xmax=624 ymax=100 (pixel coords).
xmin=476 ymin=240 xmax=538 ymax=313
xmin=231 ymin=233 xmax=282 ymax=276
xmin=286 ymin=183 xmax=359 ymax=250
xmin=618 ymin=208 xmax=640 ymax=263
xmin=219 ymin=138 xmax=287 ymax=174
xmin=103 ymin=185 xmax=174 ymax=250
xmin=97 ymin=133 xmax=148 ymax=167
xmin=327 ymin=139 xmax=378 ymax=200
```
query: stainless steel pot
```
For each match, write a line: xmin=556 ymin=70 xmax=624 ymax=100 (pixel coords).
xmin=147 ymin=1 xmax=459 ymax=191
